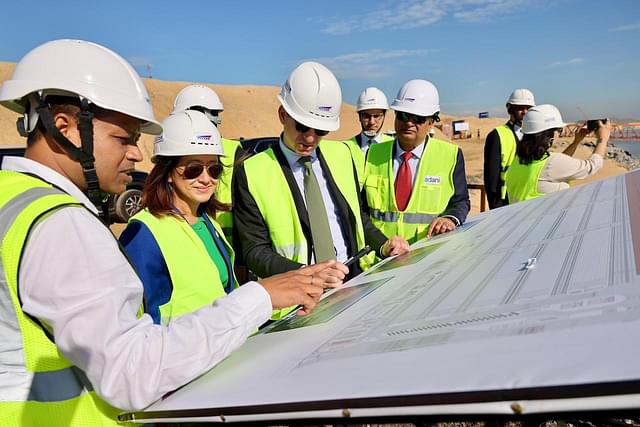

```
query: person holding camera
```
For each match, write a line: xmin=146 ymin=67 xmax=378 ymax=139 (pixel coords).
xmin=505 ymin=104 xmax=610 ymax=203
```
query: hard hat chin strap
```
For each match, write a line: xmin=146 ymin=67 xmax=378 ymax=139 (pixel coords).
xmin=35 ymin=96 xmax=105 ymax=204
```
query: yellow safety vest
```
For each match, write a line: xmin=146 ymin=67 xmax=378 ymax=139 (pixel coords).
xmin=130 ymin=209 xmax=237 ymax=323
xmin=495 ymin=125 xmax=517 ymax=199
xmin=505 ymin=155 xmax=549 ymax=203
xmin=216 ymin=138 xmax=241 ymax=244
xmin=344 ymin=133 xmax=394 ymax=188
xmin=0 ymin=171 xmax=124 ymax=426
xmin=243 ymin=140 xmax=375 ymax=319
xmin=364 ymin=138 xmax=458 ymax=244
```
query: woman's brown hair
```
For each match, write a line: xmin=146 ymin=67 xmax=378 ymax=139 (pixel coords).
xmin=142 ymin=156 xmax=230 ymax=218
xmin=516 ymin=128 xmax=556 ymax=165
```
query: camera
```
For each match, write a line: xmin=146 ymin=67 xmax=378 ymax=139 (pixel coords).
xmin=587 ymin=118 xmax=607 ymax=131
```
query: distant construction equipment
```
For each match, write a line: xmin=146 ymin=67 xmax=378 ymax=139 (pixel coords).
xmin=562 ymin=121 xmax=640 ymax=139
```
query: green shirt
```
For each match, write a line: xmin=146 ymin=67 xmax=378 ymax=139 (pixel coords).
xmin=191 ymin=217 xmax=229 ymax=288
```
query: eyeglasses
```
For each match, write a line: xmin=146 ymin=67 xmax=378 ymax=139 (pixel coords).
xmin=179 ymin=162 xmax=224 ymax=180
xmin=360 ymin=112 xmax=385 ymax=121
xmin=294 ymin=120 xmax=330 ymax=137
xmin=395 ymin=111 xmax=428 ymax=125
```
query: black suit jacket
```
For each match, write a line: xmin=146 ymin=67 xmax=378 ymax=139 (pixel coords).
xmin=233 ymin=142 xmax=387 ymax=278
xmin=484 ymin=121 xmax=517 ymax=209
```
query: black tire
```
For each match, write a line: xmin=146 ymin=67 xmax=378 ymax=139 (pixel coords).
xmin=114 ymin=188 xmax=143 ymax=222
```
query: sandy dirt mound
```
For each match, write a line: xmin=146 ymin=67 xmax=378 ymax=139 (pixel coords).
xmin=0 ymin=61 xmax=628 ymax=216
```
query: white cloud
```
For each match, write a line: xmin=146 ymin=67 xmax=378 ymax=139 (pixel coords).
xmin=321 ymin=0 xmax=527 ymax=35
xmin=544 ymin=57 xmax=584 ymax=69
xmin=609 ymin=22 xmax=640 ymax=32
xmin=308 ymin=49 xmax=433 ymax=79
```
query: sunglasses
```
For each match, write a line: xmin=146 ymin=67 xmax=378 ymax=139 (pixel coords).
xmin=190 ymin=106 xmax=220 ymax=117
xmin=395 ymin=111 xmax=429 ymax=125
xmin=179 ymin=162 xmax=224 ymax=180
xmin=294 ymin=120 xmax=330 ymax=137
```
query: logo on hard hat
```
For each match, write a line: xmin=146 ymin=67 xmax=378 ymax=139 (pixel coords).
xmin=191 ymin=134 xmax=214 ymax=144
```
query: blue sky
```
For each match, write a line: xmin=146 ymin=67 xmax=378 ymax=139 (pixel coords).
xmin=0 ymin=0 xmax=638 ymax=121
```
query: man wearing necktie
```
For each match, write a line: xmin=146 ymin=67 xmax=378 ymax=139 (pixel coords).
xmin=233 ymin=62 xmax=409 ymax=318
xmin=363 ymin=79 xmax=470 ymax=244
xmin=345 ymin=87 xmax=394 ymax=187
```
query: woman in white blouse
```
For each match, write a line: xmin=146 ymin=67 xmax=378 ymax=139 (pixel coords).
xmin=506 ymin=104 xmax=611 ymax=202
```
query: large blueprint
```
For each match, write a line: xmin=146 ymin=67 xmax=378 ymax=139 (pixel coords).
xmin=124 ymin=170 xmax=640 ymax=423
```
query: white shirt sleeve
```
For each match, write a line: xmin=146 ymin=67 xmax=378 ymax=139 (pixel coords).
xmin=538 ymin=152 xmax=604 ymax=193
xmin=19 ymin=206 xmax=272 ymax=411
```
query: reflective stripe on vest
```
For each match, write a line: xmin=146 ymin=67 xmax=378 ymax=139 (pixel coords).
xmin=505 ymin=154 xmax=549 ymax=203
xmin=495 ymin=125 xmax=517 ymax=200
xmin=364 ymin=138 xmax=458 ymax=244
xmin=0 ymin=170 xmax=122 ymax=426
xmin=130 ymin=209 xmax=237 ymax=323
xmin=216 ymin=138 xmax=241 ymax=243
xmin=369 ymin=208 xmax=438 ymax=225
xmin=345 ymin=133 xmax=394 ymax=188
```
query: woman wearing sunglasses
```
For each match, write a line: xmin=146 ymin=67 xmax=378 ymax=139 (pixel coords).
xmin=505 ymin=104 xmax=610 ymax=203
xmin=119 ymin=110 xmax=235 ymax=324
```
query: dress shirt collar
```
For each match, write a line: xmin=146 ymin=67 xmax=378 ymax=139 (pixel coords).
xmin=359 ymin=132 xmax=382 ymax=146
xmin=279 ymin=138 xmax=318 ymax=168
xmin=2 ymin=156 xmax=99 ymax=214
xmin=394 ymin=137 xmax=426 ymax=160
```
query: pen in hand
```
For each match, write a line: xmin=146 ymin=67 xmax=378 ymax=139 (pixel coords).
xmin=344 ymin=245 xmax=372 ymax=268
xmin=287 ymin=247 xmax=372 ymax=318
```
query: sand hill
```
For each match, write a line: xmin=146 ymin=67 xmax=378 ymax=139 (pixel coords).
xmin=0 ymin=61 xmax=627 ymax=215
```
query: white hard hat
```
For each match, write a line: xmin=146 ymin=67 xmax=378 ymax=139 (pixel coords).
xmin=173 ymin=85 xmax=224 ymax=113
xmin=506 ymin=88 xmax=535 ymax=107
xmin=522 ymin=104 xmax=566 ymax=134
xmin=356 ymin=87 xmax=388 ymax=111
xmin=390 ymin=79 xmax=440 ymax=117
xmin=277 ymin=61 xmax=341 ymax=132
xmin=153 ymin=110 xmax=225 ymax=161
xmin=0 ymin=39 xmax=161 ymax=135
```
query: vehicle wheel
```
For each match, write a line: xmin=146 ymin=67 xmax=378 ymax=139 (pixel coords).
xmin=114 ymin=188 xmax=143 ymax=222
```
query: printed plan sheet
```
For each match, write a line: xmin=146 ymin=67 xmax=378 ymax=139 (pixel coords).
xmin=125 ymin=171 xmax=640 ymax=423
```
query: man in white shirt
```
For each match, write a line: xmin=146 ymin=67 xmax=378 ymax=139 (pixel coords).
xmin=345 ymin=87 xmax=394 ymax=186
xmin=0 ymin=39 xmax=344 ymax=425
xmin=233 ymin=63 xmax=409 ymax=287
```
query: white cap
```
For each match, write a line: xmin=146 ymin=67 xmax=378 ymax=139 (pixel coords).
xmin=356 ymin=87 xmax=388 ymax=111
xmin=507 ymin=88 xmax=535 ymax=107
xmin=153 ymin=110 xmax=225 ymax=161
xmin=390 ymin=79 xmax=440 ymax=117
xmin=173 ymin=84 xmax=224 ymax=113
xmin=522 ymin=104 xmax=566 ymax=134
xmin=277 ymin=61 xmax=341 ymax=132
xmin=0 ymin=39 xmax=161 ymax=135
